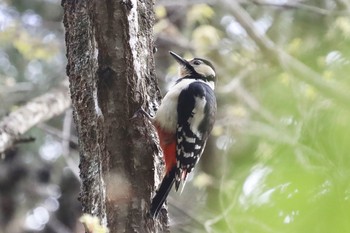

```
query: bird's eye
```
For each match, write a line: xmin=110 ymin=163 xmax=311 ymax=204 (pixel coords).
xmin=193 ymin=60 xmax=201 ymax=65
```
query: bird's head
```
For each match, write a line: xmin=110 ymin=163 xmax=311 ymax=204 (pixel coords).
xmin=170 ymin=51 xmax=216 ymax=88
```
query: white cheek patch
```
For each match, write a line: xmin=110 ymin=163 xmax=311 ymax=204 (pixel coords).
xmin=179 ymin=66 xmax=190 ymax=78
xmin=194 ymin=65 xmax=215 ymax=78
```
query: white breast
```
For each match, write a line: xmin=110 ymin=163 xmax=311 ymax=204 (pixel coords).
xmin=154 ymin=79 xmax=195 ymax=132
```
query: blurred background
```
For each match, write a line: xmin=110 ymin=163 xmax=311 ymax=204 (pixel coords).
xmin=1 ymin=0 xmax=350 ymax=232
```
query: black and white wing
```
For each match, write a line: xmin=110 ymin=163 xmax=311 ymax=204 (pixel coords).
xmin=175 ymin=81 xmax=216 ymax=191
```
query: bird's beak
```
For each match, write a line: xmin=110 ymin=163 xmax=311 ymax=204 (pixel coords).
xmin=169 ymin=51 xmax=189 ymax=66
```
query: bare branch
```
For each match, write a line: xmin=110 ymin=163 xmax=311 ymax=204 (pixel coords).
xmin=38 ymin=123 xmax=78 ymax=145
xmin=13 ymin=136 xmax=36 ymax=144
xmin=220 ymin=0 xmax=350 ymax=108
xmin=0 ymin=81 xmax=71 ymax=153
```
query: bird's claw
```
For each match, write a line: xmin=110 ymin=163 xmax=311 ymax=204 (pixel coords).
xmin=131 ymin=108 xmax=153 ymax=121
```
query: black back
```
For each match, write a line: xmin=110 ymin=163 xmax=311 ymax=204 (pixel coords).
xmin=175 ymin=81 xmax=217 ymax=189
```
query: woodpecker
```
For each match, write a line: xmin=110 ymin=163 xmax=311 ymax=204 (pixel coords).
xmin=150 ymin=51 xmax=217 ymax=218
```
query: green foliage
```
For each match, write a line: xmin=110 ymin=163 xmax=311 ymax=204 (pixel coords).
xmin=213 ymin=94 xmax=350 ymax=233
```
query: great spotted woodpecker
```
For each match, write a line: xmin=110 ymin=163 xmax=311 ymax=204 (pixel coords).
xmin=150 ymin=51 xmax=217 ymax=218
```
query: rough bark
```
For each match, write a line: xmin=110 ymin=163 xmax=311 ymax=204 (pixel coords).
xmin=62 ymin=0 xmax=167 ymax=232
xmin=0 ymin=81 xmax=71 ymax=154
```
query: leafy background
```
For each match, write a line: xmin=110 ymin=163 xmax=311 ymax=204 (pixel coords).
xmin=1 ymin=0 xmax=350 ymax=232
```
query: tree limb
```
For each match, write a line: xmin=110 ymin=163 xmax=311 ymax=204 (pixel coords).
xmin=220 ymin=0 xmax=350 ymax=108
xmin=0 ymin=80 xmax=71 ymax=153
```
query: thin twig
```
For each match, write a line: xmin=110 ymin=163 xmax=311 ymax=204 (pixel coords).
xmin=61 ymin=109 xmax=80 ymax=180
xmin=38 ymin=123 xmax=78 ymax=145
xmin=13 ymin=136 xmax=36 ymax=144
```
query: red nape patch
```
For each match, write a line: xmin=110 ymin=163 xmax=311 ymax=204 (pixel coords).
xmin=155 ymin=125 xmax=177 ymax=174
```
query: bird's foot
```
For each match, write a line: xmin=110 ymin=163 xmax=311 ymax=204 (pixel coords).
xmin=131 ymin=108 xmax=153 ymax=121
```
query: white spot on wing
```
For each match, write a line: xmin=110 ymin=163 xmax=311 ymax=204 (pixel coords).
xmin=184 ymin=152 xmax=194 ymax=158
xmin=184 ymin=135 xmax=196 ymax=143
xmin=189 ymin=96 xmax=206 ymax=138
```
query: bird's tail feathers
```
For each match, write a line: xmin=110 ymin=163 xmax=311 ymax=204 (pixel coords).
xmin=150 ymin=167 xmax=176 ymax=218
xmin=174 ymin=169 xmax=188 ymax=192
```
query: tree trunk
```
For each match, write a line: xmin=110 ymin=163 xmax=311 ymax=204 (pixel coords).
xmin=62 ymin=0 xmax=167 ymax=232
